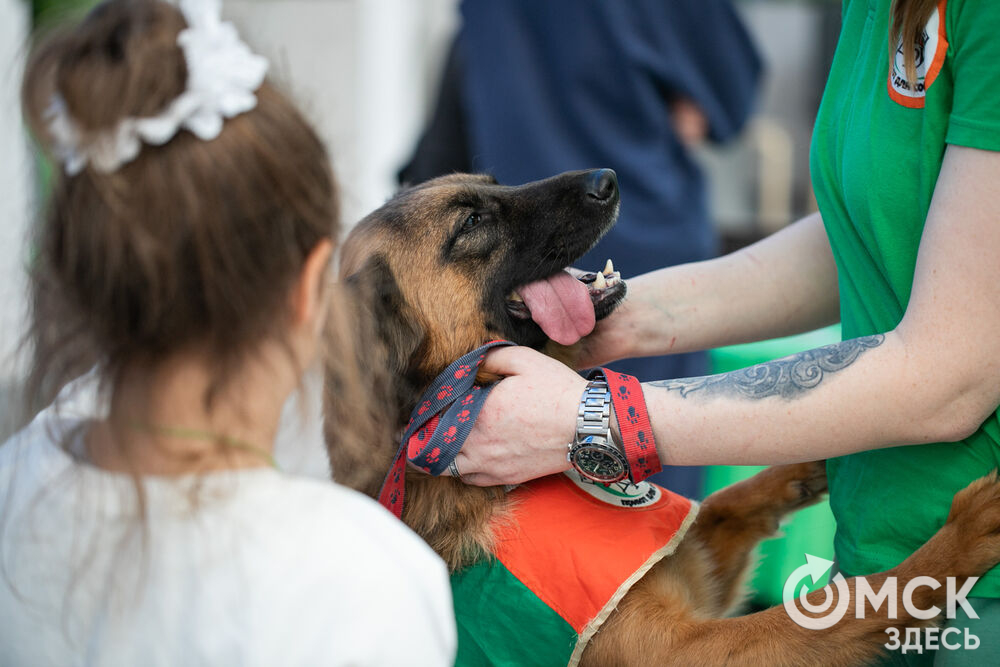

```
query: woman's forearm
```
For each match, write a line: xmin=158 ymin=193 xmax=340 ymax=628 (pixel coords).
xmin=642 ymin=330 xmax=988 ymax=467
xmin=611 ymin=212 xmax=840 ymax=360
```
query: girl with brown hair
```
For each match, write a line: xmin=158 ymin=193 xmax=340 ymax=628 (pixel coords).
xmin=457 ymin=0 xmax=1000 ymax=662
xmin=0 ymin=1 xmax=455 ymax=664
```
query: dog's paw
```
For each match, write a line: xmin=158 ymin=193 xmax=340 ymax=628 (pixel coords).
xmin=788 ymin=460 xmax=829 ymax=505
xmin=699 ymin=461 xmax=828 ymax=533
xmin=938 ymin=471 xmax=1000 ymax=577
xmin=766 ymin=461 xmax=829 ymax=511
xmin=907 ymin=472 xmax=1000 ymax=581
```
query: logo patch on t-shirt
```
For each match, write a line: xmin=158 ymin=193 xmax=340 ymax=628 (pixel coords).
xmin=888 ymin=0 xmax=948 ymax=108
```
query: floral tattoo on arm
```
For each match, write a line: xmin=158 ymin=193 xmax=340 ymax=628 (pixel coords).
xmin=649 ymin=335 xmax=885 ymax=400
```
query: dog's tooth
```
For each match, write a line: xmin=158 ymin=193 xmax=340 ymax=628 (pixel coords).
xmin=603 ymin=259 xmax=614 ymax=276
xmin=507 ymin=291 xmax=523 ymax=302
xmin=594 ymin=272 xmax=607 ymax=289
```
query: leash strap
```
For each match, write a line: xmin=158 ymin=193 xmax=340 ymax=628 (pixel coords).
xmin=596 ymin=368 xmax=663 ymax=482
xmin=378 ymin=340 xmax=514 ymax=518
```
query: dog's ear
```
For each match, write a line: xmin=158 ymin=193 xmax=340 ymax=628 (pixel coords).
xmin=346 ymin=255 xmax=426 ymax=376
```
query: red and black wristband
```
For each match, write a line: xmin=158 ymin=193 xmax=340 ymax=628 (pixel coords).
xmin=596 ymin=368 xmax=663 ymax=482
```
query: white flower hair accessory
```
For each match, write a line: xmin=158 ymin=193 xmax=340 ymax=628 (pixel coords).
xmin=45 ymin=0 xmax=268 ymax=175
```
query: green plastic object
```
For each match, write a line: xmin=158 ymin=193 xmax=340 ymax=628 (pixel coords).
xmin=705 ymin=325 xmax=841 ymax=606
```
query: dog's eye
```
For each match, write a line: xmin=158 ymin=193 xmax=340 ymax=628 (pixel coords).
xmin=461 ymin=213 xmax=482 ymax=232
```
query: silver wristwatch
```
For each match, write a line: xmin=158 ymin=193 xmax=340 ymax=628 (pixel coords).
xmin=567 ymin=376 xmax=629 ymax=483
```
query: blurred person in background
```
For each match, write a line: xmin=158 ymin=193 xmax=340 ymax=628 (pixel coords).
xmin=0 ymin=1 xmax=455 ymax=664
xmin=401 ymin=0 xmax=762 ymax=498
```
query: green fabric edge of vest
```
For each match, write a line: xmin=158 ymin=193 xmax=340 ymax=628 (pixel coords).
xmin=452 ymin=557 xmax=577 ymax=667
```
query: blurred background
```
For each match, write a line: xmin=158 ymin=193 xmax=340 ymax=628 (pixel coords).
xmin=0 ymin=0 xmax=842 ymax=605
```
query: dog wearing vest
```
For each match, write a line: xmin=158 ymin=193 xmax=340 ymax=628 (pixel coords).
xmin=326 ymin=169 xmax=1000 ymax=666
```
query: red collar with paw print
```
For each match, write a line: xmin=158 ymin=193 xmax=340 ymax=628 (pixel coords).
xmin=378 ymin=340 xmax=514 ymax=518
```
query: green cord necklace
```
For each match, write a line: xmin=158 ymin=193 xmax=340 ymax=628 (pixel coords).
xmin=128 ymin=422 xmax=280 ymax=471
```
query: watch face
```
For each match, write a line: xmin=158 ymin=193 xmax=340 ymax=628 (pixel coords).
xmin=572 ymin=442 xmax=627 ymax=483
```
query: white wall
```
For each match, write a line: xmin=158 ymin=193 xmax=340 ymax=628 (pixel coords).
xmin=225 ymin=0 xmax=459 ymax=230
xmin=0 ymin=0 xmax=32 ymax=435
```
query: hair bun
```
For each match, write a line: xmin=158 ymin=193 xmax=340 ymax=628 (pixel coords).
xmin=28 ymin=0 xmax=189 ymax=139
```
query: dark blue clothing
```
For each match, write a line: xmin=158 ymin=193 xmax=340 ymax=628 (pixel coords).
xmin=461 ymin=0 xmax=759 ymax=262
xmin=458 ymin=0 xmax=760 ymax=359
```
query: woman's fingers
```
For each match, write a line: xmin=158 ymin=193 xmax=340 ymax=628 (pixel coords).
xmin=479 ymin=345 xmax=554 ymax=377
xmin=443 ymin=452 xmax=491 ymax=486
xmin=449 ymin=350 xmax=585 ymax=486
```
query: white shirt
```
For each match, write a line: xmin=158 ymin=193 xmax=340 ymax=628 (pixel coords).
xmin=0 ymin=412 xmax=456 ymax=666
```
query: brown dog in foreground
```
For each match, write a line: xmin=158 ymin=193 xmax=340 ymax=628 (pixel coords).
xmin=327 ymin=169 xmax=1000 ymax=666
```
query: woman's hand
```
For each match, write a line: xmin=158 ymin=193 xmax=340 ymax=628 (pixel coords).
xmin=575 ymin=287 xmax=655 ymax=368
xmin=448 ymin=346 xmax=586 ymax=486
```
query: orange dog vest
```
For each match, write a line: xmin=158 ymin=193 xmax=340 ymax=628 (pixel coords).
xmin=451 ymin=471 xmax=697 ymax=665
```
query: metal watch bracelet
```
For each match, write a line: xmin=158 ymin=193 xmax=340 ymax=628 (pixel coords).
xmin=577 ymin=378 xmax=612 ymax=439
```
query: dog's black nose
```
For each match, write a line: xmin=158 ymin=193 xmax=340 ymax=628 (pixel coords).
xmin=586 ymin=168 xmax=618 ymax=202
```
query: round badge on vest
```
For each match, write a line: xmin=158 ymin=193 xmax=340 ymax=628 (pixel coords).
xmin=564 ymin=468 xmax=664 ymax=508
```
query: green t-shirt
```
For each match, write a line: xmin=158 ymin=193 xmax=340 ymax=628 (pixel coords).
xmin=810 ymin=0 xmax=1000 ymax=596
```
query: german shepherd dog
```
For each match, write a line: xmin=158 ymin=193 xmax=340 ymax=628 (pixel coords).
xmin=327 ymin=169 xmax=1000 ymax=666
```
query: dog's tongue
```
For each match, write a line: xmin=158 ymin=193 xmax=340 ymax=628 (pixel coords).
xmin=517 ymin=270 xmax=595 ymax=345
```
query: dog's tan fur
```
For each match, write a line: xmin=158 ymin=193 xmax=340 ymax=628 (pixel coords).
xmin=328 ymin=173 xmax=1000 ymax=666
